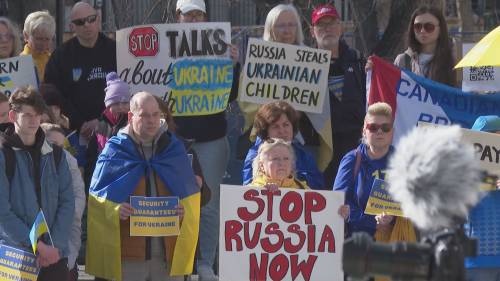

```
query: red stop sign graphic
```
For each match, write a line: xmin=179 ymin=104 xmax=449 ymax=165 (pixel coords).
xmin=129 ymin=27 xmax=159 ymax=57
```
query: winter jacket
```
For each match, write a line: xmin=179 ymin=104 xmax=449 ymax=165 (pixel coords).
xmin=242 ymin=137 xmax=325 ymax=189
xmin=0 ymin=126 xmax=74 ymax=257
xmin=333 ymin=143 xmax=394 ymax=237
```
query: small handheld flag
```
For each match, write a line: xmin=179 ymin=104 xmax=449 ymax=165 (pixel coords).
xmin=29 ymin=210 xmax=53 ymax=254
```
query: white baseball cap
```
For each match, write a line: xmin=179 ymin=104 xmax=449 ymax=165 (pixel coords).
xmin=176 ymin=0 xmax=206 ymax=13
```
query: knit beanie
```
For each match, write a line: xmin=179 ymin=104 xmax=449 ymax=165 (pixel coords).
xmin=104 ymin=72 xmax=130 ymax=107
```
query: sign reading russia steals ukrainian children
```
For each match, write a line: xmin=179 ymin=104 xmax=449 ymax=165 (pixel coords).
xmin=0 ymin=244 xmax=39 ymax=281
xmin=130 ymin=196 xmax=179 ymax=237
xmin=0 ymin=55 xmax=37 ymax=97
xmin=219 ymin=185 xmax=344 ymax=281
xmin=239 ymin=38 xmax=331 ymax=113
xmin=116 ymin=23 xmax=233 ymax=117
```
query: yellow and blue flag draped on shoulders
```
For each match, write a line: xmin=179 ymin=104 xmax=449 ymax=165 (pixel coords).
xmin=28 ymin=210 xmax=51 ymax=254
xmin=86 ymin=131 xmax=200 ymax=281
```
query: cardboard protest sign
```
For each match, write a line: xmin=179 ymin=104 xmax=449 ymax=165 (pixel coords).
xmin=418 ymin=122 xmax=500 ymax=178
xmin=364 ymin=179 xmax=403 ymax=217
xmin=130 ymin=196 xmax=179 ymax=236
xmin=116 ymin=23 xmax=233 ymax=117
xmin=239 ymin=38 xmax=330 ymax=113
xmin=0 ymin=55 xmax=37 ymax=97
xmin=0 ymin=245 xmax=39 ymax=281
xmin=462 ymin=43 xmax=500 ymax=92
xmin=219 ymin=185 xmax=344 ymax=281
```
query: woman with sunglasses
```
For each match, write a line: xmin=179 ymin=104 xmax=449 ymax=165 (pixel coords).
xmin=394 ymin=5 xmax=457 ymax=86
xmin=0 ymin=17 xmax=21 ymax=59
xmin=333 ymin=102 xmax=397 ymax=238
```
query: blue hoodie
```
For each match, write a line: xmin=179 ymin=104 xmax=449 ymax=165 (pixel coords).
xmin=333 ymin=143 xmax=394 ymax=237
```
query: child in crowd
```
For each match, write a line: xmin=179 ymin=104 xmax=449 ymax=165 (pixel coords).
xmin=40 ymin=123 xmax=85 ymax=281
xmin=39 ymin=83 xmax=70 ymax=130
xmin=84 ymin=72 xmax=130 ymax=187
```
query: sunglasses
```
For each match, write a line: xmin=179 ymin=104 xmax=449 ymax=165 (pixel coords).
xmin=72 ymin=14 xmax=98 ymax=26
xmin=413 ymin=22 xmax=438 ymax=33
xmin=366 ymin=123 xmax=392 ymax=133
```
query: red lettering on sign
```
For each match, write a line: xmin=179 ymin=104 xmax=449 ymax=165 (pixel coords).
xmin=268 ymin=254 xmax=289 ymax=280
xmin=249 ymin=253 xmax=268 ymax=281
xmin=290 ymin=255 xmax=317 ymax=281
xmin=237 ymin=189 xmax=265 ymax=221
xmin=261 ymin=223 xmax=283 ymax=253
xmin=283 ymin=224 xmax=305 ymax=253
xmin=224 ymin=220 xmax=242 ymax=251
xmin=318 ymin=225 xmax=335 ymax=253
xmin=243 ymin=222 xmax=261 ymax=249
xmin=280 ymin=191 xmax=303 ymax=223
xmin=304 ymin=192 xmax=326 ymax=224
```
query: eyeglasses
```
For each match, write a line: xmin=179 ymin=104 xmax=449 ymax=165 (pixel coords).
xmin=0 ymin=33 xmax=13 ymax=42
xmin=71 ymin=14 xmax=98 ymax=26
xmin=366 ymin=123 xmax=392 ymax=133
xmin=413 ymin=22 xmax=438 ymax=33
xmin=274 ymin=23 xmax=297 ymax=32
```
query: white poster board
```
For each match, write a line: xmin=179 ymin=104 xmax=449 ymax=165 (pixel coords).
xmin=219 ymin=185 xmax=344 ymax=281
xmin=462 ymin=43 xmax=500 ymax=92
xmin=0 ymin=55 xmax=38 ymax=97
xmin=238 ymin=38 xmax=330 ymax=113
xmin=116 ymin=22 xmax=233 ymax=117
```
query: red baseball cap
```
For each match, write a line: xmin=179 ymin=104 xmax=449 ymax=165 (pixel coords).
xmin=311 ymin=3 xmax=339 ymax=25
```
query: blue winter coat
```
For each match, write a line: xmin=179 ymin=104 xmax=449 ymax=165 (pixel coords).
xmin=242 ymin=137 xmax=326 ymax=190
xmin=333 ymin=143 xmax=394 ymax=237
xmin=0 ymin=128 xmax=74 ymax=257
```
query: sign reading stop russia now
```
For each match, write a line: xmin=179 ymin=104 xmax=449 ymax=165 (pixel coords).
xmin=117 ymin=22 xmax=233 ymax=117
xmin=219 ymin=185 xmax=345 ymax=281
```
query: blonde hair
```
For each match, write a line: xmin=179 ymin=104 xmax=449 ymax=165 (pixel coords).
xmin=365 ymin=102 xmax=393 ymax=122
xmin=252 ymin=138 xmax=296 ymax=179
xmin=23 ymin=11 xmax=56 ymax=39
xmin=263 ymin=4 xmax=304 ymax=45
xmin=0 ymin=17 xmax=21 ymax=57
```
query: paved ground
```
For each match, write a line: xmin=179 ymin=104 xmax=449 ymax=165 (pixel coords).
xmin=77 ymin=265 xmax=202 ymax=281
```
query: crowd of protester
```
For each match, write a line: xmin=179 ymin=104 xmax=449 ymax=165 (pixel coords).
xmin=0 ymin=1 xmax=498 ymax=281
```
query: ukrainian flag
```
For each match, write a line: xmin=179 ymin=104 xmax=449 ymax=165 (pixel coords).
xmin=28 ymin=210 xmax=51 ymax=254
xmin=86 ymin=131 xmax=200 ymax=281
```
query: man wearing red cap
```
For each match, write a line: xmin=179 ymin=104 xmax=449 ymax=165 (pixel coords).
xmin=311 ymin=3 xmax=367 ymax=188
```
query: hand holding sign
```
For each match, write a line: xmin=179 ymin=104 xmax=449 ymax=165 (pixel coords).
xmin=119 ymin=202 xmax=135 ymax=220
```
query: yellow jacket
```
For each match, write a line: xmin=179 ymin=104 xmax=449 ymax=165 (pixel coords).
xmin=21 ymin=44 xmax=50 ymax=82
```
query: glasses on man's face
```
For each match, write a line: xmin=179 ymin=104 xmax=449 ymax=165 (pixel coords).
xmin=0 ymin=33 xmax=13 ymax=42
xmin=72 ymin=14 xmax=98 ymax=26
xmin=413 ymin=22 xmax=438 ymax=33
xmin=366 ymin=123 xmax=392 ymax=133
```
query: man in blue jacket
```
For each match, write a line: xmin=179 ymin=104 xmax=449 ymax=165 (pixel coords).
xmin=0 ymin=87 xmax=74 ymax=280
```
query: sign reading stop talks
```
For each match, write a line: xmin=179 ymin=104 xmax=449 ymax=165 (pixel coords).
xmin=128 ymin=26 xmax=159 ymax=57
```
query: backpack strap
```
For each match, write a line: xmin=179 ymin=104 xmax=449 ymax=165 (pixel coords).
xmin=52 ymin=144 xmax=63 ymax=170
xmin=2 ymin=146 xmax=15 ymax=184
xmin=403 ymin=53 xmax=412 ymax=71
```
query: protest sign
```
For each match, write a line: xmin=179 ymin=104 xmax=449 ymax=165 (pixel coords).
xmin=238 ymin=38 xmax=330 ymax=113
xmin=364 ymin=179 xmax=403 ymax=217
xmin=130 ymin=196 xmax=179 ymax=237
xmin=0 ymin=55 xmax=37 ymax=97
xmin=219 ymin=185 xmax=344 ymax=281
xmin=0 ymin=245 xmax=39 ymax=281
xmin=116 ymin=23 xmax=233 ymax=117
xmin=462 ymin=43 xmax=500 ymax=92
xmin=419 ymin=122 xmax=500 ymax=178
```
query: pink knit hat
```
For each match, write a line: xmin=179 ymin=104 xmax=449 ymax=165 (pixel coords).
xmin=104 ymin=72 xmax=130 ymax=107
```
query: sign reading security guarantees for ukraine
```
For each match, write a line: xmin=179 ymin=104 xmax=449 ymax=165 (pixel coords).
xmin=364 ymin=179 xmax=403 ymax=217
xmin=0 ymin=245 xmax=39 ymax=281
xmin=0 ymin=55 xmax=37 ymax=97
xmin=219 ymin=185 xmax=344 ymax=281
xmin=239 ymin=39 xmax=330 ymax=113
xmin=130 ymin=196 xmax=179 ymax=237
xmin=116 ymin=23 xmax=233 ymax=117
